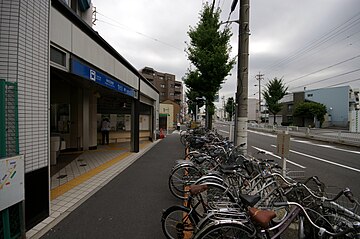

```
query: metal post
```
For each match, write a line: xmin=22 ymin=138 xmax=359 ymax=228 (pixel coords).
xmin=255 ymin=72 xmax=264 ymax=123
xmin=0 ymin=79 xmax=6 ymax=158
xmin=195 ymin=104 xmax=198 ymax=123
xmin=235 ymin=0 xmax=250 ymax=154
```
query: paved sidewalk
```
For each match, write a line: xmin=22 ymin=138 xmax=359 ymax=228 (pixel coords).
xmin=28 ymin=132 xmax=182 ymax=239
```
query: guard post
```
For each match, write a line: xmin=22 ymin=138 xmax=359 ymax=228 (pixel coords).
xmin=276 ymin=131 xmax=290 ymax=176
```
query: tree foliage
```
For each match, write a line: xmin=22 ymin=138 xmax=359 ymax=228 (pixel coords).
xmin=225 ymin=97 xmax=235 ymax=121
xmin=262 ymin=77 xmax=288 ymax=124
xmin=184 ymin=2 xmax=235 ymax=128
xmin=293 ymin=101 xmax=327 ymax=126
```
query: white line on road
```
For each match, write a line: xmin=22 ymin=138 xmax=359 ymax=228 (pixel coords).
xmin=292 ymin=140 xmax=360 ymax=155
xmin=270 ymin=145 xmax=360 ymax=173
xmin=249 ymin=130 xmax=360 ymax=155
xmin=252 ymin=146 xmax=306 ymax=169
xmin=218 ymin=130 xmax=229 ymax=134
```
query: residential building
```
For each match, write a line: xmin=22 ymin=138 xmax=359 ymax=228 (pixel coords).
xmin=305 ymin=86 xmax=351 ymax=127
xmin=275 ymin=85 xmax=359 ymax=128
xmin=0 ymin=0 xmax=159 ymax=235
xmin=140 ymin=67 xmax=183 ymax=123
xmin=277 ymin=92 xmax=305 ymax=126
xmin=248 ymin=98 xmax=260 ymax=122
xmin=139 ymin=67 xmax=183 ymax=104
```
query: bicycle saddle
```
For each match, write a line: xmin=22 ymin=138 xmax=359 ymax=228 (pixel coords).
xmin=238 ymin=193 xmax=261 ymax=207
xmin=189 ymin=184 xmax=208 ymax=196
xmin=248 ymin=207 xmax=276 ymax=229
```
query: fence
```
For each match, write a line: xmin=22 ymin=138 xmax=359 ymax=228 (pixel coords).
xmin=0 ymin=79 xmax=24 ymax=239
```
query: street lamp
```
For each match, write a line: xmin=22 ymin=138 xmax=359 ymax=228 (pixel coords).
xmin=195 ymin=96 xmax=206 ymax=125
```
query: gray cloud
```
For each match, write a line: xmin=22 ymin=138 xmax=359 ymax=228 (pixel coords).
xmin=93 ymin=0 xmax=360 ymax=103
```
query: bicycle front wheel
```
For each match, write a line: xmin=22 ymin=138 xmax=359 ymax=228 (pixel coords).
xmin=161 ymin=205 xmax=197 ymax=239
xmin=168 ymin=164 xmax=202 ymax=199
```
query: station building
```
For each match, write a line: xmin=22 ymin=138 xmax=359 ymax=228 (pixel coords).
xmin=0 ymin=0 xmax=159 ymax=234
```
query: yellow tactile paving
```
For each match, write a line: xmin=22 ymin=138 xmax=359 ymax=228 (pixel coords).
xmin=50 ymin=141 xmax=152 ymax=200
xmin=51 ymin=151 xmax=132 ymax=200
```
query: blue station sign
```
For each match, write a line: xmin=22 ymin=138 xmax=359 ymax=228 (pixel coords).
xmin=71 ymin=58 xmax=136 ymax=98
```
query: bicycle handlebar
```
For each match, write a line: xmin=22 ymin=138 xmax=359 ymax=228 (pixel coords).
xmin=303 ymin=176 xmax=323 ymax=187
xmin=273 ymin=173 xmax=356 ymax=204
xmin=343 ymin=187 xmax=356 ymax=203
xmin=273 ymin=201 xmax=359 ymax=237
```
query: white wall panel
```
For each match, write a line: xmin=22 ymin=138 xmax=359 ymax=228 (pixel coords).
xmin=50 ymin=7 xmax=147 ymax=94
xmin=140 ymin=80 xmax=158 ymax=101
xmin=50 ymin=8 xmax=72 ymax=51
xmin=114 ymin=61 xmax=138 ymax=89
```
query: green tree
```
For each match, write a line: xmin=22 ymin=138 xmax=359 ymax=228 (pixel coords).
xmin=262 ymin=77 xmax=288 ymax=124
xmin=293 ymin=102 xmax=327 ymax=127
xmin=184 ymin=2 xmax=235 ymax=129
xmin=225 ymin=97 xmax=235 ymax=121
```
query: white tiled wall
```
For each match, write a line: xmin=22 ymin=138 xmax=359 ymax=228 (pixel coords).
xmin=0 ymin=0 xmax=49 ymax=173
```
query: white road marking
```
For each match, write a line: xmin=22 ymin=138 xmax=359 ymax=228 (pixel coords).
xmin=270 ymin=145 xmax=360 ymax=173
xmin=218 ymin=130 xmax=229 ymax=134
xmin=249 ymin=130 xmax=360 ymax=155
xmin=252 ymin=146 xmax=306 ymax=169
xmin=292 ymin=139 xmax=360 ymax=155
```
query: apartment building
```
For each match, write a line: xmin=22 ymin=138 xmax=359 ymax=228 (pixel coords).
xmin=140 ymin=67 xmax=183 ymax=104
xmin=140 ymin=67 xmax=184 ymax=127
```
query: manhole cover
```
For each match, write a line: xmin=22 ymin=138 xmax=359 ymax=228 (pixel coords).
xmin=57 ymin=175 xmax=67 ymax=179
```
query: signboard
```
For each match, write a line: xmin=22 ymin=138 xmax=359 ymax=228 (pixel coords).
xmin=276 ymin=132 xmax=290 ymax=158
xmin=0 ymin=155 xmax=25 ymax=211
xmin=71 ymin=58 xmax=136 ymax=98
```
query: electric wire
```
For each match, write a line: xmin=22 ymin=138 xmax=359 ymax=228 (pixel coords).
xmin=287 ymin=54 xmax=360 ymax=84
xmin=327 ymin=77 xmax=360 ymax=87
xmin=96 ymin=12 xmax=184 ymax=52
xmin=263 ymin=11 xmax=360 ymax=74
xmin=290 ymin=68 xmax=360 ymax=91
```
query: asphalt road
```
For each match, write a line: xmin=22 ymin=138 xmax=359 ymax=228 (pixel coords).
xmin=214 ymin=122 xmax=360 ymax=196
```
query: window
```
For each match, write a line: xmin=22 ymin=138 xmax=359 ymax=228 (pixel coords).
xmin=50 ymin=46 xmax=66 ymax=67
xmin=159 ymin=76 xmax=164 ymax=80
xmin=160 ymin=84 xmax=165 ymax=88
xmin=169 ymin=93 xmax=174 ymax=96
xmin=161 ymin=92 xmax=165 ymax=96
xmin=170 ymin=84 xmax=174 ymax=88
xmin=307 ymin=94 xmax=313 ymax=97
xmin=287 ymin=104 xmax=293 ymax=111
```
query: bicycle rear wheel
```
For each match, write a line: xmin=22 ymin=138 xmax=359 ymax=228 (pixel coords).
xmin=193 ymin=182 xmax=237 ymax=217
xmin=161 ymin=205 xmax=197 ymax=239
xmin=194 ymin=221 xmax=253 ymax=239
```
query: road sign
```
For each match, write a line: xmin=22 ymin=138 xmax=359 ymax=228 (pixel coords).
xmin=277 ymin=131 xmax=290 ymax=158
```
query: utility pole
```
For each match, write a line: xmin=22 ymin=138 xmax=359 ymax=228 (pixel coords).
xmin=233 ymin=0 xmax=250 ymax=155
xmin=255 ymin=72 xmax=264 ymax=123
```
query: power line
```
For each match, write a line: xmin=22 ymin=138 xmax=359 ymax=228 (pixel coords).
xmin=287 ymin=54 xmax=360 ymax=84
xmin=96 ymin=12 xmax=184 ymax=52
xmin=263 ymin=11 xmax=360 ymax=74
xmin=290 ymin=68 xmax=360 ymax=91
xmin=327 ymin=77 xmax=360 ymax=88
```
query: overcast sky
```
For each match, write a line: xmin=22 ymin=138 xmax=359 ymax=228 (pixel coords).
xmin=92 ymin=0 xmax=360 ymax=103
